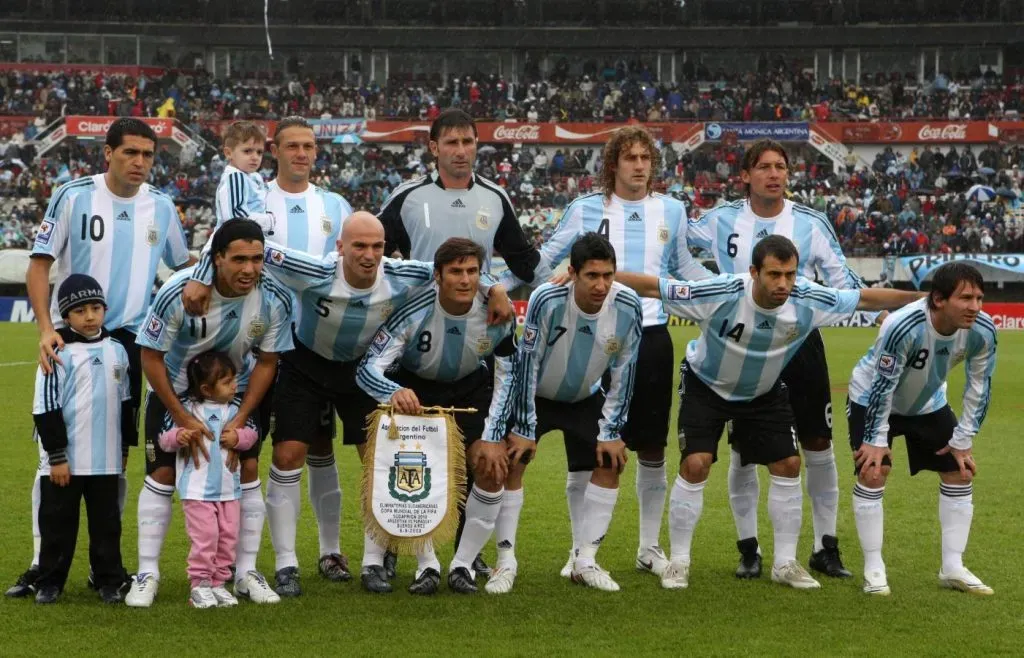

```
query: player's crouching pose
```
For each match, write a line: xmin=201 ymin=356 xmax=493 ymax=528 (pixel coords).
xmin=847 ymin=263 xmax=996 ymax=596
xmin=355 ymin=238 xmax=517 ymax=595
xmin=615 ymin=235 xmax=923 ymax=591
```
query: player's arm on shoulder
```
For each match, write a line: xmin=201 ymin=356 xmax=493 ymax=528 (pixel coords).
xmin=684 ymin=207 xmax=715 ymax=250
xmin=385 ymin=257 xmax=434 ymax=290
xmin=657 ymin=273 xmax=737 ymax=322
xmin=855 ymin=286 xmax=926 ymax=311
xmin=263 ymin=240 xmax=336 ymax=291
xmin=952 ymin=318 xmax=998 ymax=449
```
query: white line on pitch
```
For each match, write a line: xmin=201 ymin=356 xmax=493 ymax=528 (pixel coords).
xmin=0 ymin=361 xmax=35 ymax=367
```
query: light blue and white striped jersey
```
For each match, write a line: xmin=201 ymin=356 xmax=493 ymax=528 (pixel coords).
xmin=660 ymin=274 xmax=860 ymax=401
xmin=687 ymin=199 xmax=866 ymax=289
xmin=192 ymin=180 xmax=352 ymax=284
xmin=31 ymin=174 xmax=191 ymax=333
xmin=136 ymin=267 xmax=294 ymax=394
xmin=502 ymin=192 xmax=713 ymax=326
xmin=32 ymin=336 xmax=131 ymax=475
xmin=215 ymin=164 xmax=272 ymax=231
xmin=848 ymin=298 xmax=997 ymax=449
xmin=509 ymin=282 xmax=643 ymax=442
xmin=356 ymin=288 xmax=516 ymax=442
xmin=166 ymin=398 xmax=257 ymax=501
xmin=262 ymin=242 xmax=437 ymax=362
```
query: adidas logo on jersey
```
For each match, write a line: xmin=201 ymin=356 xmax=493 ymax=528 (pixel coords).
xmin=578 ymin=325 xmax=593 ymax=335
xmin=91 ymin=357 xmax=103 ymax=365
xmin=351 ymin=299 xmax=366 ymax=308
xmin=116 ymin=210 xmax=131 ymax=222
xmin=447 ymin=326 xmax=462 ymax=336
xmin=226 ymin=310 xmax=238 ymax=320
xmin=451 ymin=198 xmax=466 ymax=209
xmin=627 ymin=212 xmax=642 ymax=222
xmin=757 ymin=320 xmax=773 ymax=330
xmin=209 ymin=414 xmax=220 ymax=422
xmin=937 ymin=347 xmax=950 ymax=355
xmin=289 ymin=204 xmax=304 ymax=214
xmin=755 ymin=228 xmax=770 ymax=239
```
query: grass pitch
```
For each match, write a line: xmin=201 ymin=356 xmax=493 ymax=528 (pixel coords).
xmin=0 ymin=323 xmax=1022 ymax=657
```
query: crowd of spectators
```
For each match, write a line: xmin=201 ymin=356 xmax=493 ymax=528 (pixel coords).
xmin=2 ymin=59 xmax=1022 ymax=127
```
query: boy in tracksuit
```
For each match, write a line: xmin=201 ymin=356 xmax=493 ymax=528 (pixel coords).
xmin=31 ymin=274 xmax=134 ymax=604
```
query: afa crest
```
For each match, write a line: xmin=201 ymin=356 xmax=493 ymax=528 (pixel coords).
xmin=320 ymin=214 xmax=333 ymax=236
xmin=657 ymin=224 xmax=669 ymax=244
xmin=604 ymin=336 xmax=621 ymax=355
xmin=146 ymin=223 xmax=159 ymax=247
xmin=389 ymin=451 xmax=431 ymax=501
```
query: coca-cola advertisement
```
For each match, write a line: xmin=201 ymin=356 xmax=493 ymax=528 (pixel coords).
xmin=486 ymin=124 xmax=543 ymax=142
xmin=820 ymin=121 xmax=1020 ymax=144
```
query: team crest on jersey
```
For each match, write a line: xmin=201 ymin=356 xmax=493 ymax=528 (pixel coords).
xmin=476 ymin=337 xmax=493 ymax=355
xmin=952 ymin=349 xmax=967 ymax=366
xmin=667 ymin=284 xmax=690 ymax=300
xmin=113 ymin=364 xmax=124 ymax=382
xmin=266 ymin=248 xmax=286 ymax=265
xmin=522 ymin=324 xmax=539 ymax=351
xmin=877 ymin=352 xmax=897 ymax=375
xmin=146 ymin=223 xmax=159 ymax=247
xmin=657 ymin=224 xmax=669 ymax=244
xmin=390 ymin=450 xmax=430 ymax=498
xmin=36 ymin=220 xmax=54 ymax=245
xmin=784 ymin=326 xmax=800 ymax=344
xmin=475 ymin=209 xmax=490 ymax=230
xmin=144 ymin=316 xmax=165 ymax=341
xmin=370 ymin=327 xmax=392 ymax=356
xmin=377 ymin=301 xmax=394 ymax=321
xmin=247 ymin=319 xmax=266 ymax=338
xmin=604 ymin=336 xmax=621 ymax=355
xmin=320 ymin=214 xmax=333 ymax=236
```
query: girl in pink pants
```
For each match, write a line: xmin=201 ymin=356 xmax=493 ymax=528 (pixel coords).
xmin=159 ymin=352 xmax=258 ymax=608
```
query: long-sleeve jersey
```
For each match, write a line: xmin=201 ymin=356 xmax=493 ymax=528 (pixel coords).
xmin=659 ymin=274 xmax=861 ymax=401
xmin=378 ymin=171 xmax=549 ymax=284
xmin=32 ymin=331 xmax=133 ymax=475
xmin=501 ymin=191 xmax=714 ymax=326
xmin=356 ymin=288 xmax=516 ymax=443
xmin=508 ymin=281 xmax=643 ymax=442
xmin=215 ymin=164 xmax=273 ymax=232
xmin=848 ymin=298 xmax=997 ymax=449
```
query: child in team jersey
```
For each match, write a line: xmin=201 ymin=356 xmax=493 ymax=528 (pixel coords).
xmin=31 ymin=274 xmax=132 ymax=605
xmin=215 ymin=121 xmax=274 ymax=233
xmin=158 ymin=351 xmax=258 ymax=608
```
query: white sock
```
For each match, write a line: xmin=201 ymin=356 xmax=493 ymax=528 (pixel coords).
xmin=768 ymin=475 xmax=803 ymax=568
xmin=137 ymin=476 xmax=174 ymax=579
xmin=31 ymin=473 xmax=42 ymax=566
xmin=452 ymin=485 xmax=504 ymax=572
xmin=636 ymin=459 xmax=667 ymax=551
xmin=804 ymin=447 xmax=839 ymax=552
xmin=495 ymin=487 xmax=524 ymax=569
xmin=566 ymin=471 xmax=590 ymax=552
xmin=266 ymin=465 xmax=303 ymax=571
xmin=362 ymin=533 xmax=386 ymax=569
xmin=727 ymin=449 xmax=759 ymax=543
xmin=668 ymin=475 xmax=706 ymax=564
xmin=575 ymin=483 xmax=619 ymax=568
xmin=236 ymin=480 xmax=266 ymax=581
xmin=415 ymin=541 xmax=441 ymax=578
xmin=939 ymin=482 xmax=974 ymax=574
xmin=306 ymin=454 xmax=342 ymax=558
xmin=118 ymin=472 xmax=128 ymax=518
xmin=852 ymin=483 xmax=885 ymax=573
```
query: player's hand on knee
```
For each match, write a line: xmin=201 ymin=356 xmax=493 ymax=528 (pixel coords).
xmin=38 ymin=328 xmax=64 ymax=373
xmin=50 ymin=462 xmax=70 ymax=487
xmin=485 ymin=286 xmax=514 ymax=326
xmin=182 ymin=280 xmax=212 ymax=317
xmin=596 ymin=439 xmax=628 ymax=473
xmin=391 ymin=388 xmax=422 ymax=415
xmin=475 ymin=441 xmax=509 ymax=481
xmin=505 ymin=433 xmax=536 ymax=465
xmin=854 ymin=443 xmax=890 ymax=480
xmin=936 ymin=445 xmax=976 ymax=479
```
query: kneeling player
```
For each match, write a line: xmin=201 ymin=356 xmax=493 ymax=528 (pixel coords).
xmin=498 ymin=232 xmax=643 ymax=593
xmin=847 ymin=263 xmax=996 ymax=596
xmin=616 ymin=235 xmax=922 ymax=590
xmin=356 ymin=238 xmax=516 ymax=595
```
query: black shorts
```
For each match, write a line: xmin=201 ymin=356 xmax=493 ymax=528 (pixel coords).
xmin=677 ymin=360 xmax=798 ymax=467
xmin=846 ymin=399 xmax=959 ymax=475
xmin=109 ymin=327 xmax=142 ymax=446
xmin=533 ymin=392 xmax=604 ymax=472
xmin=391 ymin=367 xmax=493 ymax=446
xmin=616 ymin=324 xmax=673 ymax=453
xmin=272 ymin=341 xmax=378 ymax=446
xmin=143 ymin=391 xmax=268 ymax=475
